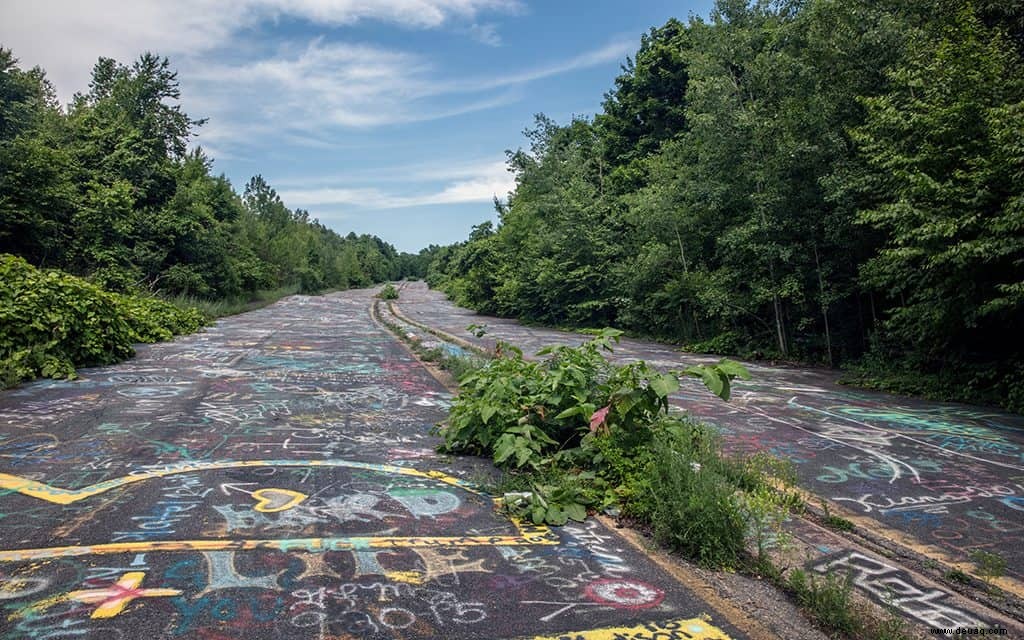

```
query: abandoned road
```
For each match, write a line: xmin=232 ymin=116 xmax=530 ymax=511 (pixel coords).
xmin=395 ymin=281 xmax=1024 ymax=592
xmin=0 ymin=290 xmax=748 ymax=639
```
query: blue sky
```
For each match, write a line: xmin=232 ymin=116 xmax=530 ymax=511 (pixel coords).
xmin=1 ymin=1 xmax=715 ymax=252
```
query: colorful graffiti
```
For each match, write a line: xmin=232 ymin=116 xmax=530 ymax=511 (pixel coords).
xmin=0 ymin=290 xmax=737 ymax=639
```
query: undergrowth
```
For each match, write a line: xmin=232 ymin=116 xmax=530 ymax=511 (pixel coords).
xmin=784 ymin=568 xmax=910 ymax=639
xmin=378 ymin=283 xmax=400 ymax=300
xmin=1 ymin=254 xmax=206 ymax=387
xmin=161 ymin=284 xmax=300 ymax=319
xmin=434 ymin=327 xmax=802 ymax=570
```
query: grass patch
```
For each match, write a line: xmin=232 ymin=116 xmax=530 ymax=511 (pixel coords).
xmin=784 ymin=568 xmax=911 ymax=640
xmin=787 ymin=569 xmax=861 ymax=635
xmin=645 ymin=426 xmax=747 ymax=568
xmin=819 ymin=502 xmax=856 ymax=532
xmin=945 ymin=568 xmax=971 ymax=585
xmin=162 ymin=284 xmax=300 ymax=319
xmin=824 ymin=514 xmax=855 ymax=532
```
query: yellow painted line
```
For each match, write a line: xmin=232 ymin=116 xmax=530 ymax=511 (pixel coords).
xmin=0 ymin=458 xmax=483 ymax=505
xmin=0 ymin=530 xmax=558 ymax=562
xmin=526 ymin=617 xmax=730 ymax=640
xmin=0 ymin=457 xmax=558 ymax=561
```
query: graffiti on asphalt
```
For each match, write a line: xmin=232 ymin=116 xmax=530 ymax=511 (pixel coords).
xmin=0 ymin=293 xmax=728 ymax=639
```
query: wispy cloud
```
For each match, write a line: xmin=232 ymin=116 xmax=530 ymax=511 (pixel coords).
xmin=186 ymin=35 xmax=627 ymax=150
xmin=277 ymin=159 xmax=514 ymax=209
xmin=0 ymin=0 xmax=522 ymax=102
xmin=468 ymin=22 xmax=503 ymax=46
xmin=272 ymin=158 xmax=505 ymax=187
xmin=441 ymin=39 xmax=633 ymax=93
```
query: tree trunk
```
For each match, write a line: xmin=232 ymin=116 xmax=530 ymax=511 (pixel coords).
xmin=813 ymin=242 xmax=834 ymax=367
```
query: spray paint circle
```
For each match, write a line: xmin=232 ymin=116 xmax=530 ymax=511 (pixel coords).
xmin=583 ymin=578 xmax=664 ymax=609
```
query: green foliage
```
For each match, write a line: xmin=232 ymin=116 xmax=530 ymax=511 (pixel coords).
xmin=0 ymin=48 xmax=419 ymax=316
xmin=0 ymin=254 xmax=205 ymax=386
xmin=970 ymin=549 xmax=1007 ymax=587
xmin=440 ymin=328 xmax=749 ymax=467
xmin=424 ymin=1 xmax=1024 ymax=411
xmin=502 ymin=475 xmax=593 ymax=526
xmin=786 ymin=569 xmax=860 ymax=636
xmin=440 ymin=330 xmax=791 ymax=571
xmin=823 ymin=514 xmax=855 ymax=533
xmin=945 ymin=568 xmax=971 ymax=585
xmin=377 ymin=283 xmax=400 ymax=300
xmin=644 ymin=421 xmax=746 ymax=568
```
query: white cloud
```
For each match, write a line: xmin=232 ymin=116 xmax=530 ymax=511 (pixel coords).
xmin=0 ymin=0 xmax=521 ymax=102
xmin=183 ymin=35 xmax=627 ymax=145
xmin=442 ymin=40 xmax=633 ymax=93
xmin=271 ymin=157 xmax=505 ymax=187
xmin=468 ymin=23 xmax=502 ymax=46
xmin=2 ymin=0 xmax=629 ymax=179
xmin=277 ymin=158 xmax=514 ymax=208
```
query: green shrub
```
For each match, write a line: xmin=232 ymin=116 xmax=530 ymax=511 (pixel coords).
xmin=636 ymin=418 xmax=751 ymax=568
xmin=436 ymin=328 xmax=801 ymax=570
xmin=440 ymin=329 xmax=749 ymax=467
xmin=378 ymin=283 xmax=399 ymax=299
xmin=787 ymin=569 xmax=861 ymax=636
xmin=970 ymin=549 xmax=1007 ymax=588
xmin=439 ymin=329 xmax=767 ymax=539
xmin=296 ymin=267 xmax=325 ymax=295
xmin=0 ymin=254 xmax=206 ymax=386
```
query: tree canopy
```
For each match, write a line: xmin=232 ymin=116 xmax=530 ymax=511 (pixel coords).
xmin=0 ymin=48 xmax=424 ymax=299
xmin=427 ymin=0 xmax=1024 ymax=411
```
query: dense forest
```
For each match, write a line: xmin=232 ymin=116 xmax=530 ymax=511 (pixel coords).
xmin=426 ymin=0 xmax=1024 ymax=411
xmin=0 ymin=49 xmax=429 ymax=299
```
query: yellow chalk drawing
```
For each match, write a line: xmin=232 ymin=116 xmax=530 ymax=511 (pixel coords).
xmin=385 ymin=570 xmax=426 ymax=584
xmin=0 ymin=458 xmax=481 ymax=505
xmin=251 ymin=487 xmax=307 ymax=512
xmin=528 ymin=617 xmax=731 ymax=640
xmin=10 ymin=572 xmax=180 ymax=621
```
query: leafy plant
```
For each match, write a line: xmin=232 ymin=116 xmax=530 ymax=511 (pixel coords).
xmin=439 ymin=329 xmax=769 ymax=546
xmin=502 ymin=478 xmax=592 ymax=525
xmin=439 ymin=328 xmax=750 ymax=470
xmin=0 ymin=254 xmax=205 ymax=387
xmin=466 ymin=323 xmax=488 ymax=338
xmin=378 ymin=283 xmax=400 ymax=300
